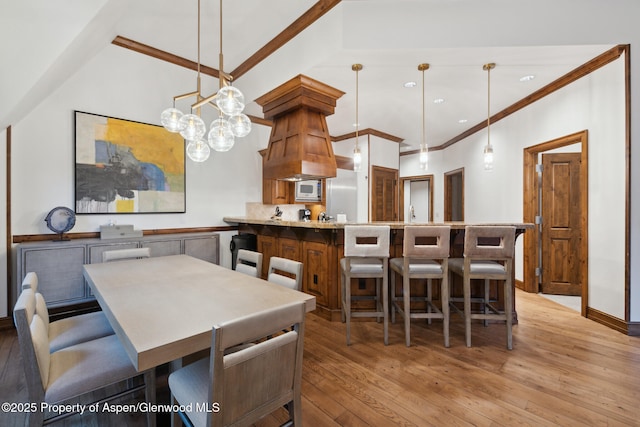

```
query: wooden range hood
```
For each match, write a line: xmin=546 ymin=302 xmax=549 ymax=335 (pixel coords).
xmin=256 ymin=74 xmax=344 ymax=181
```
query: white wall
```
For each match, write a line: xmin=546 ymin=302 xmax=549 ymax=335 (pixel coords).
xmin=334 ymin=135 xmax=400 ymax=222
xmin=401 ymin=57 xmax=626 ymax=320
xmin=8 ymin=43 xmax=267 ymax=305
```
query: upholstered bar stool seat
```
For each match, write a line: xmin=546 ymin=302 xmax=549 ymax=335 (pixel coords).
xmin=340 ymin=225 xmax=390 ymax=346
xmin=389 ymin=225 xmax=450 ymax=347
xmin=449 ymin=226 xmax=516 ymax=349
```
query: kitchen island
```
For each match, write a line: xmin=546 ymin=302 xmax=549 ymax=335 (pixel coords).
xmin=223 ymin=217 xmax=532 ymax=322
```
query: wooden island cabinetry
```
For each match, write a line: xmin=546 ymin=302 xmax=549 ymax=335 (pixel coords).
xmin=244 ymin=222 xmax=339 ymax=320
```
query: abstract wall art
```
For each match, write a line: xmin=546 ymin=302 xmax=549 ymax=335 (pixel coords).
xmin=74 ymin=111 xmax=186 ymax=214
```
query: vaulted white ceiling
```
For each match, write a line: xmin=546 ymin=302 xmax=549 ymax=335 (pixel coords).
xmin=0 ymin=0 xmax=613 ymax=151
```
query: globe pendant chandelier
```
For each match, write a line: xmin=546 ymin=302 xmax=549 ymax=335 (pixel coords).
xmin=160 ymin=0 xmax=251 ymax=162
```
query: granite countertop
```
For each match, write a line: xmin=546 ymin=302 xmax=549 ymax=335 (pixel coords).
xmin=223 ymin=217 xmax=534 ymax=230
xmin=223 ymin=216 xmax=352 ymax=229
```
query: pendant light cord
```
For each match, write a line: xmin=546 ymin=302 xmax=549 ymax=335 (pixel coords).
xmin=485 ymin=63 xmax=494 ymax=146
xmin=421 ymin=66 xmax=425 ymax=149
xmin=355 ymin=66 xmax=359 ymax=148
xmin=219 ymin=0 xmax=225 ymax=89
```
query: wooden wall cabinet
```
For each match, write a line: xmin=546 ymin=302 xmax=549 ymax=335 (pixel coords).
xmin=262 ymin=178 xmax=293 ymax=204
xmin=15 ymin=232 xmax=219 ymax=309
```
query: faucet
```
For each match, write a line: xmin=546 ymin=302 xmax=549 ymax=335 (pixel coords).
xmin=271 ymin=206 xmax=283 ymax=220
xmin=409 ymin=205 xmax=415 ymax=223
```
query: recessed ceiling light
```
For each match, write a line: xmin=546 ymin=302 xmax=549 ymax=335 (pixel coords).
xmin=520 ymin=75 xmax=535 ymax=82
xmin=404 ymin=81 xmax=417 ymax=88
xmin=458 ymin=119 xmax=468 ymax=124
xmin=433 ymin=98 xmax=445 ymax=104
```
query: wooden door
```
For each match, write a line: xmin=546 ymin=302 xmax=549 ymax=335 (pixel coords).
xmin=541 ymin=153 xmax=582 ymax=295
xmin=444 ymin=168 xmax=464 ymax=221
xmin=371 ymin=166 xmax=398 ymax=222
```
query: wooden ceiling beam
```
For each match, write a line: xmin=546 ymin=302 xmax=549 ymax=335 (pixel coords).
xmin=332 ymin=128 xmax=403 ymax=143
xmin=230 ymin=0 xmax=342 ymax=80
xmin=112 ymin=0 xmax=341 ymax=84
xmin=112 ymin=36 xmax=221 ymax=79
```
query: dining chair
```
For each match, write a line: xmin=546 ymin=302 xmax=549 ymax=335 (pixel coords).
xmin=234 ymin=249 xmax=263 ymax=278
xmin=168 ymin=300 xmax=306 ymax=427
xmin=102 ymin=247 xmax=151 ymax=263
xmin=449 ymin=226 xmax=516 ymax=349
xmin=267 ymin=256 xmax=303 ymax=291
xmin=340 ymin=225 xmax=390 ymax=346
xmin=390 ymin=225 xmax=451 ymax=347
xmin=13 ymin=288 xmax=156 ymax=427
xmin=21 ymin=272 xmax=114 ymax=353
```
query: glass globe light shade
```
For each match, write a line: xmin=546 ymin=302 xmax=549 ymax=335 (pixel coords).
xmin=178 ymin=114 xmax=206 ymax=140
xmin=208 ymin=118 xmax=235 ymax=152
xmin=215 ymin=86 xmax=245 ymax=116
xmin=419 ymin=145 xmax=428 ymax=170
xmin=353 ymin=146 xmax=362 ymax=172
xmin=186 ymin=139 xmax=211 ymax=162
xmin=228 ymin=114 xmax=252 ymax=137
xmin=161 ymin=108 xmax=185 ymax=132
xmin=483 ymin=143 xmax=494 ymax=171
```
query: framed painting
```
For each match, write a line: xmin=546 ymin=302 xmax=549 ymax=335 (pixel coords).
xmin=74 ymin=111 xmax=186 ymax=214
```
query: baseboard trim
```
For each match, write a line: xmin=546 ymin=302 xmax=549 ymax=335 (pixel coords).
xmin=586 ymin=307 xmax=629 ymax=335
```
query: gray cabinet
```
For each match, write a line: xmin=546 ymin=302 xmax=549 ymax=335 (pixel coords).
xmin=15 ymin=232 xmax=219 ymax=309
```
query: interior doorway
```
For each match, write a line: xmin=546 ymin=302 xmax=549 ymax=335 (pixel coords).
xmin=444 ymin=168 xmax=464 ymax=221
xmin=370 ymin=165 xmax=398 ymax=222
xmin=523 ymin=131 xmax=588 ymax=315
xmin=399 ymin=175 xmax=433 ymax=222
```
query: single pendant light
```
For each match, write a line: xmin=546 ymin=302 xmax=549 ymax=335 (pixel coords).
xmin=483 ymin=62 xmax=496 ymax=171
xmin=352 ymin=64 xmax=363 ymax=172
xmin=418 ymin=63 xmax=429 ymax=170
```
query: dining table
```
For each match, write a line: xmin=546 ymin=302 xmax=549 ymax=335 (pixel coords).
xmin=83 ymin=254 xmax=316 ymax=372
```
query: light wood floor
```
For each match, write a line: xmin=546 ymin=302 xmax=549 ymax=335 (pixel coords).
xmin=1 ymin=289 xmax=639 ymax=426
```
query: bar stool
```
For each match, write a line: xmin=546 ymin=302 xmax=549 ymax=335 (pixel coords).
xmin=390 ymin=225 xmax=450 ymax=347
xmin=340 ymin=225 xmax=390 ymax=346
xmin=449 ymin=226 xmax=516 ymax=349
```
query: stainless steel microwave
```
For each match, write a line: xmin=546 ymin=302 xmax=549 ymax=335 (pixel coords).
xmin=295 ymin=179 xmax=322 ymax=202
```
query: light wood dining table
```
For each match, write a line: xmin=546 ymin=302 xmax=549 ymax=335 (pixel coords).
xmin=83 ymin=254 xmax=316 ymax=372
